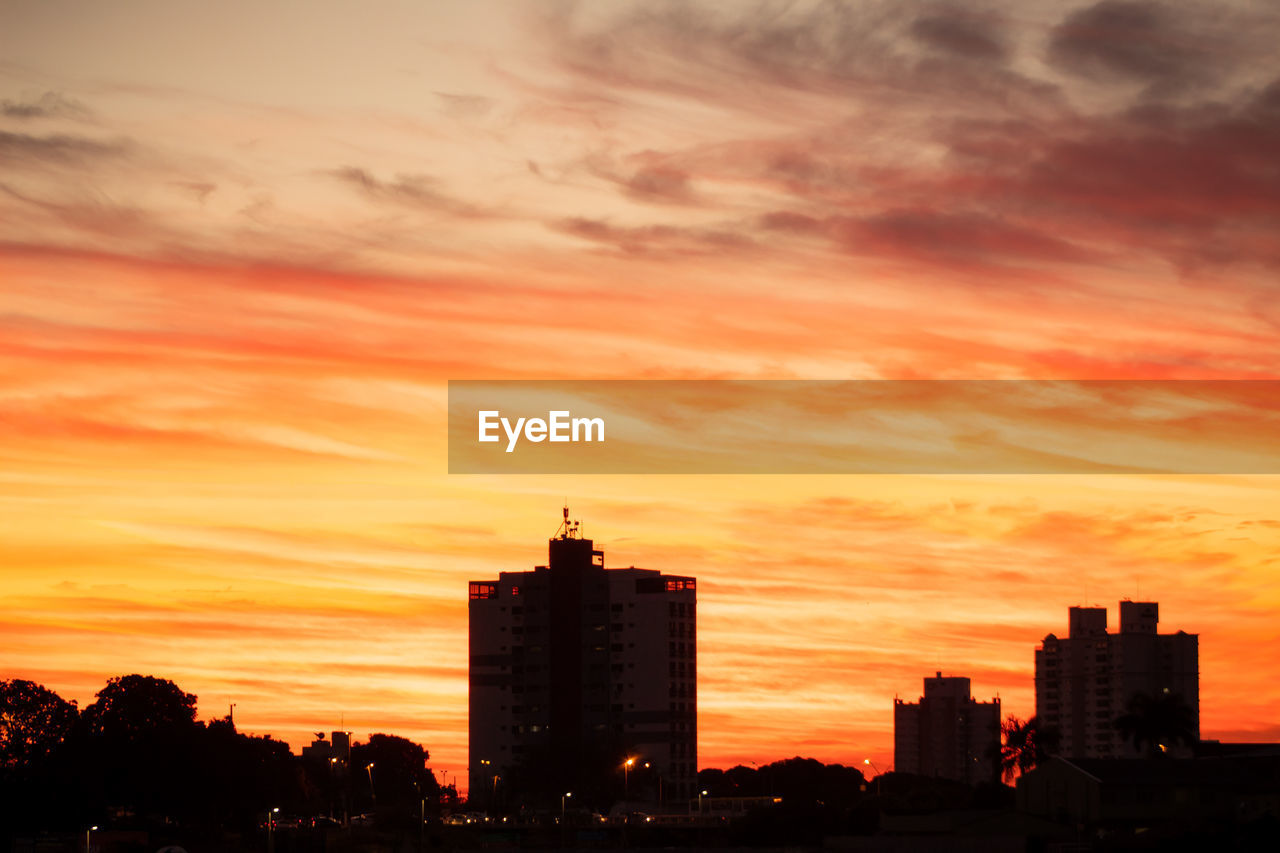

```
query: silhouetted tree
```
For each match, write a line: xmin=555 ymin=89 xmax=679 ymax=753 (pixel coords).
xmin=0 ymin=680 xmax=83 ymax=834
xmin=194 ymin=716 xmax=302 ymax=832
xmin=0 ymin=679 xmax=78 ymax=769
xmin=999 ymin=715 xmax=1059 ymax=782
xmin=699 ymin=757 xmax=866 ymax=808
xmin=1114 ymin=691 xmax=1196 ymax=756
xmin=0 ymin=671 xmax=442 ymax=838
xmin=82 ymin=674 xmax=197 ymax=739
xmin=78 ymin=674 xmax=203 ymax=824
xmin=350 ymin=733 xmax=439 ymax=824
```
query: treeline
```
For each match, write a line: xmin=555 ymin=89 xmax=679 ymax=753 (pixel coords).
xmin=0 ymin=675 xmax=439 ymax=836
xmin=695 ymin=757 xmax=1010 ymax=845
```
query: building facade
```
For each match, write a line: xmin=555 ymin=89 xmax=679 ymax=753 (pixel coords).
xmin=469 ymin=512 xmax=696 ymax=808
xmin=894 ymin=673 xmax=1001 ymax=783
xmin=1035 ymin=601 xmax=1198 ymax=759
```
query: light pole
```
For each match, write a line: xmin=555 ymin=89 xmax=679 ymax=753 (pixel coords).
xmin=85 ymin=826 xmax=97 ymax=853
xmin=560 ymin=791 xmax=572 ymax=847
xmin=329 ymin=757 xmax=339 ymax=819
xmin=698 ymin=789 xmax=708 ymax=814
xmin=267 ymin=807 xmax=279 ymax=853
xmin=623 ymin=757 xmax=635 ymax=799
xmin=366 ymin=762 xmax=376 ymax=807
xmin=419 ymin=790 xmax=426 ymax=853
xmin=863 ymin=759 xmax=886 ymax=795
xmin=480 ymin=758 xmax=500 ymax=811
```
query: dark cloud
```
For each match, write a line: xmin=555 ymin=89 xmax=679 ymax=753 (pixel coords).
xmin=1047 ymin=1 xmax=1222 ymax=97
xmin=947 ymin=82 xmax=1280 ymax=271
xmin=623 ymin=165 xmax=696 ymax=204
xmin=1 ymin=91 xmax=92 ymax=120
xmin=911 ymin=11 xmax=1009 ymax=61
xmin=759 ymin=210 xmax=824 ymax=234
xmin=539 ymin=0 xmax=1058 ymax=118
xmin=840 ymin=208 xmax=1098 ymax=269
xmin=0 ymin=131 xmax=131 ymax=166
xmin=542 ymin=1 xmax=902 ymax=100
xmin=757 ymin=205 xmax=1096 ymax=272
xmin=555 ymin=216 xmax=753 ymax=255
xmin=328 ymin=166 xmax=488 ymax=218
xmin=0 ymin=181 xmax=163 ymax=241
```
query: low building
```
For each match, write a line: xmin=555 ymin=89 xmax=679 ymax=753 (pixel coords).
xmin=1017 ymin=755 xmax=1280 ymax=829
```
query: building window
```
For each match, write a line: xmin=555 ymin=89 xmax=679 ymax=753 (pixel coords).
xmin=470 ymin=582 xmax=498 ymax=600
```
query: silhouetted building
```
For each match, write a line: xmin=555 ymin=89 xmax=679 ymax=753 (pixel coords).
xmin=1035 ymin=601 xmax=1198 ymax=759
xmin=894 ymin=673 xmax=1001 ymax=783
xmin=1017 ymin=755 xmax=1280 ymax=830
xmin=301 ymin=730 xmax=351 ymax=764
xmin=469 ymin=509 xmax=696 ymax=807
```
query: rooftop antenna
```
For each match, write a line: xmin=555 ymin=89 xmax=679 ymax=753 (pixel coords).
xmin=555 ymin=503 xmax=581 ymax=539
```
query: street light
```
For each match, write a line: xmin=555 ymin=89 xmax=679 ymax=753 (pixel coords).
xmin=366 ymin=762 xmax=376 ymax=806
xmin=267 ymin=807 xmax=280 ymax=853
xmin=85 ymin=826 xmax=98 ymax=853
xmin=698 ymin=789 xmax=708 ymax=814
xmin=863 ymin=759 xmax=886 ymax=795
xmin=561 ymin=791 xmax=572 ymax=823
xmin=623 ymin=757 xmax=635 ymax=798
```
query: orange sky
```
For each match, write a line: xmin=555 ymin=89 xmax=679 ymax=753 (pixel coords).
xmin=3 ymin=1 xmax=1280 ymax=791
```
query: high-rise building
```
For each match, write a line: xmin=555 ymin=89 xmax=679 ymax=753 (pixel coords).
xmin=894 ymin=673 xmax=1001 ymax=783
xmin=1035 ymin=601 xmax=1198 ymax=758
xmin=468 ymin=510 xmax=697 ymax=808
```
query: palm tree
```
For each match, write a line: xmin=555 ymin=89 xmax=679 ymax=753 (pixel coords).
xmin=1113 ymin=691 xmax=1196 ymax=757
xmin=998 ymin=715 xmax=1060 ymax=782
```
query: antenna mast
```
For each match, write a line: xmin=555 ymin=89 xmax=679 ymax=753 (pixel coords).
xmin=555 ymin=503 xmax=581 ymax=539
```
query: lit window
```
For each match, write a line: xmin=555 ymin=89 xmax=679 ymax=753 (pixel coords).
xmin=470 ymin=582 xmax=499 ymax=600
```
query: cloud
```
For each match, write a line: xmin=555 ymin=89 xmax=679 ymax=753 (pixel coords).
xmin=434 ymin=92 xmax=496 ymax=119
xmin=328 ymin=166 xmax=490 ymax=218
xmin=910 ymin=10 xmax=1009 ymax=61
xmin=622 ymin=165 xmax=697 ymax=204
xmin=1045 ymin=0 xmax=1255 ymax=99
xmin=0 ymin=91 xmax=92 ymax=120
xmin=0 ymin=131 xmax=131 ymax=166
xmin=939 ymin=84 xmax=1280 ymax=272
xmin=172 ymin=181 xmax=216 ymax=203
xmin=554 ymin=216 xmax=754 ymax=256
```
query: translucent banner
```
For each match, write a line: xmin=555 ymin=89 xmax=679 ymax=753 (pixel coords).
xmin=447 ymin=380 xmax=1280 ymax=474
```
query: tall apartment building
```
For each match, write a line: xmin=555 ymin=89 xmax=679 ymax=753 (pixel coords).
xmin=469 ymin=511 xmax=696 ymax=808
xmin=1035 ymin=601 xmax=1198 ymax=758
xmin=894 ymin=673 xmax=1001 ymax=783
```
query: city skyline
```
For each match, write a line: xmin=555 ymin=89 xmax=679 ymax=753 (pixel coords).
xmin=2 ymin=510 xmax=1262 ymax=790
xmin=4 ymin=0 xmax=1280 ymax=785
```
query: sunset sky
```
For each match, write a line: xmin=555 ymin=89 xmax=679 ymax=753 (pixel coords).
xmin=3 ymin=1 xmax=1280 ymax=789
